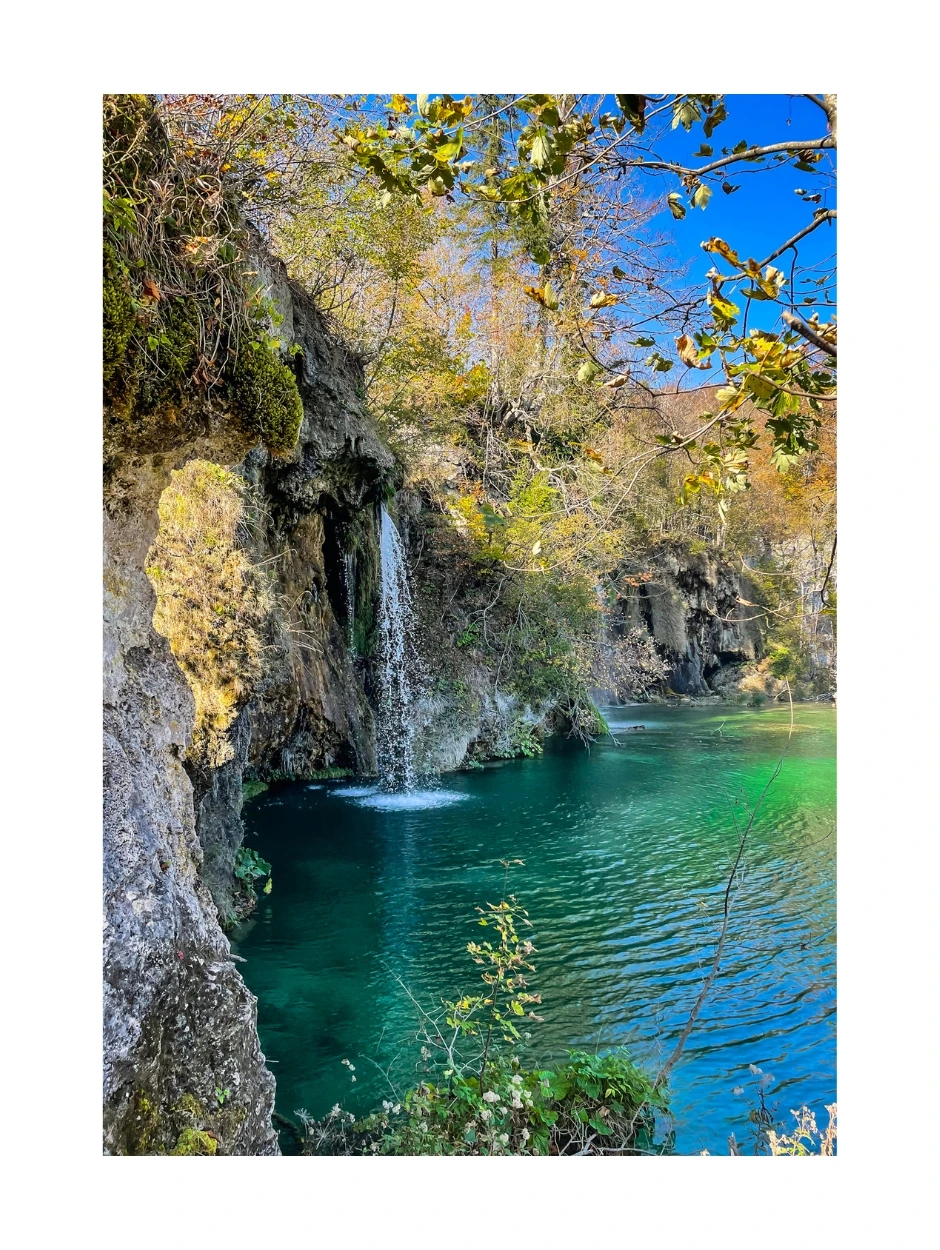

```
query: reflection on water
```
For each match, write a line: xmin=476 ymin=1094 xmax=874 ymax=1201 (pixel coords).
xmin=234 ymin=702 xmax=835 ymax=1155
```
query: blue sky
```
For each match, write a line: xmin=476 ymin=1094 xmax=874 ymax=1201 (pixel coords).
xmin=636 ymin=93 xmax=836 ymax=319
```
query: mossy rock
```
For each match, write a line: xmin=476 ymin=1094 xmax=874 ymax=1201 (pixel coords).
xmin=241 ymin=778 xmax=269 ymax=801
xmin=170 ymin=1127 xmax=218 ymax=1156
xmin=230 ymin=343 xmax=304 ymax=456
xmin=127 ymin=1090 xmax=163 ymax=1155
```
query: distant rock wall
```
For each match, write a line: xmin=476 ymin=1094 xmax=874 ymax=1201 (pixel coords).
xmin=635 ymin=547 xmax=764 ymax=696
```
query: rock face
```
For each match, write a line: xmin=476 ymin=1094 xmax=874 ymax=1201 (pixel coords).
xmin=104 ymin=452 xmax=280 ymax=1155
xmin=102 ymin=249 xmax=394 ymax=1154
xmin=616 ymin=547 xmax=764 ymax=698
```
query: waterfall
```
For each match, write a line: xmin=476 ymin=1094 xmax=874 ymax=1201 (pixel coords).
xmin=376 ymin=505 xmax=423 ymax=790
xmin=343 ymin=551 xmax=355 ymax=648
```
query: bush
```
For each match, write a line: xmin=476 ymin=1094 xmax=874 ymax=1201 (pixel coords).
xmin=766 ymin=644 xmax=801 ymax=680
xmin=297 ymin=872 xmax=669 ymax=1156
xmin=355 ymin=1051 xmax=668 ymax=1156
xmin=103 ymin=94 xmax=305 ymax=458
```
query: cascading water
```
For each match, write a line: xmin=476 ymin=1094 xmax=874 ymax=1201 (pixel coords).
xmin=343 ymin=552 xmax=356 ymax=648
xmin=376 ymin=505 xmax=424 ymax=791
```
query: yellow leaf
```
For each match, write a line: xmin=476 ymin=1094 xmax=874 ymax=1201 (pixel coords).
xmin=702 ymin=237 xmax=741 ymax=267
xmin=676 ymin=334 xmax=711 ymax=370
xmin=524 ymin=283 xmax=559 ymax=310
xmin=589 ymin=291 xmax=619 ymax=309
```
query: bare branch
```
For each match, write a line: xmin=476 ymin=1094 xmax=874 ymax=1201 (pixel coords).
xmin=782 ymin=311 xmax=837 ymax=358
xmin=619 ymin=138 xmax=835 ymax=181
xmin=760 ymin=210 xmax=836 ymax=268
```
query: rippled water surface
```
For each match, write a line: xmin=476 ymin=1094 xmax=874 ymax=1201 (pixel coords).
xmin=234 ymin=703 xmax=835 ymax=1154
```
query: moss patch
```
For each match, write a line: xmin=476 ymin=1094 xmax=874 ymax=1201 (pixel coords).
xmin=103 ymin=243 xmax=134 ymax=383
xmin=127 ymin=1090 xmax=163 ymax=1155
xmin=170 ymin=1127 xmax=218 ymax=1156
xmin=230 ymin=343 xmax=304 ymax=456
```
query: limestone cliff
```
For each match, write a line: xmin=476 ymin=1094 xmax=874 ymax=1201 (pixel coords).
xmin=103 ymin=247 xmax=393 ymax=1154
xmin=628 ymin=546 xmax=764 ymax=697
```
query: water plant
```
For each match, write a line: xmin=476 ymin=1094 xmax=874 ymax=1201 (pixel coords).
xmin=234 ymin=847 xmax=271 ymax=887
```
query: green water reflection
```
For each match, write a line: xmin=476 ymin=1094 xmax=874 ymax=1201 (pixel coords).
xmin=234 ymin=702 xmax=835 ymax=1154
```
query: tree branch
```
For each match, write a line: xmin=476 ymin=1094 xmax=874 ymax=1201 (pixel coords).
xmin=618 ymin=138 xmax=835 ymax=181
xmin=782 ymin=311 xmax=837 ymax=358
xmin=760 ymin=210 xmax=836 ymax=267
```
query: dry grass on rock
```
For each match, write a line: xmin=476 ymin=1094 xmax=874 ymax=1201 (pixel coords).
xmin=147 ymin=460 xmax=272 ymax=766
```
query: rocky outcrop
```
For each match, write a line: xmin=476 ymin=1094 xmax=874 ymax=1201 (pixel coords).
xmin=104 ymin=450 xmax=279 ymax=1155
xmin=103 ymin=244 xmax=394 ymax=1153
xmin=630 ymin=547 xmax=764 ymax=696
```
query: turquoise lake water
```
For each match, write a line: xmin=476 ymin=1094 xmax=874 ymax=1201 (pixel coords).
xmin=233 ymin=702 xmax=836 ymax=1155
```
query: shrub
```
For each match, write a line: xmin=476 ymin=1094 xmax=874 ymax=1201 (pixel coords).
xmin=347 ymin=1050 xmax=669 ymax=1157
xmin=298 ymin=870 xmax=668 ymax=1156
xmin=234 ymin=846 xmax=271 ymax=885
xmin=766 ymin=644 xmax=801 ymax=680
xmin=103 ymin=94 xmax=305 ymax=458
xmin=241 ymin=779 xmax=269 ymax=801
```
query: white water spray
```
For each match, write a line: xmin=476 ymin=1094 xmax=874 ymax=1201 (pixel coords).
xmin=343 ymin=551 xmax=356 ymax=648
xmin=376 ymin=505 xmax=424 ymax=790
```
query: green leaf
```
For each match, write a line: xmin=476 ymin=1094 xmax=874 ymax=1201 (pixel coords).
xmin=614 ymin=95 xmax=645 ymax=132
xmin=577 ymin=360 xmax=602 ymax=384
xmin=672 ymin=98 xmax=702 ymax=131
xmin=529 ymin=130 xmax=551 ymax=170
xmin=667 ymin=191 xmax=686 ymax=220
xmin=745 ymin=373 xmax=776 ymax=400
xmin=702 ymin=101 xmax=727 ymax=138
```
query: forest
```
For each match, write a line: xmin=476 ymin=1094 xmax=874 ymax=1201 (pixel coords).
xmin=103 ymin=93 xmax=836 ymax=1158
